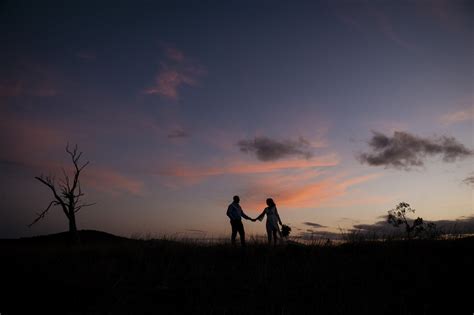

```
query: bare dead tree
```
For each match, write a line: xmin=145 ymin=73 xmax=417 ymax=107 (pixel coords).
xmin=29 ymin=144 xmax=95 ymax=242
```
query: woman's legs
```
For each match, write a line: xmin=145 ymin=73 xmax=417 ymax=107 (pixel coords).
xmin=272 ymin=230 xmax=278 ymax=245
xmin=266 ymin=225 xmax=272 ymax=244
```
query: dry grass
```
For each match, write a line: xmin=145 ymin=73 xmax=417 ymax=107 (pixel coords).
xmin=0 ymin=230 xmax=473 ymax=314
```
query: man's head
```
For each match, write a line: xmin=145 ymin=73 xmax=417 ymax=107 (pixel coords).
xmin=233 ymin=195 xmax=240 ymax=203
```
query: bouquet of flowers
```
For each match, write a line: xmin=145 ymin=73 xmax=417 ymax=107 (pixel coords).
xmin=281 ymin=224 xmax=291 ymax=237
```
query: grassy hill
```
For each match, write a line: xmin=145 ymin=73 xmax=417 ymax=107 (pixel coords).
xmin=0 ymin=230 xmax=472 ymax=314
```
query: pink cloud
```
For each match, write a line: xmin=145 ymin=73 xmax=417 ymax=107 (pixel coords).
xmin=0 ymin=113 xmax=144 ymax=196
xmin=83 ymin=167 xmax=144 ymax=196
xmin=145 ymin=65 xmax=198 ymax=100
xmin=441 ymin=107 xmax=473 ymax=125
xmin=0 ymin=113 xmax=66 ymax=165
xmin=145 ymin=46 xmax=205 ymax=101
xmin=164 ymin=46 xmax=185 ymax=62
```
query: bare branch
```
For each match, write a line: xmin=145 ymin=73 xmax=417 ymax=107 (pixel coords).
xmin=36 ymin=175 xmax=56 ymax=191
xmin=35 ymin=176 xmax=67 ymax=209
xmin=28 ymin=200 xmax=58 ymax=227
xmin=75 ymin=151 xmax=83 ymax=163
xmin=78 ymin=160 xmax=90 ymax=172
xmin=74 ymin=202 xmax=96 ymax=213
xmin=61 ymin=167 xmax=70 ymax=191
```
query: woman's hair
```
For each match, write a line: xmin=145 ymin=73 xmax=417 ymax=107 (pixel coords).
xmin=266 ymin=198 xmax=276 ymax=207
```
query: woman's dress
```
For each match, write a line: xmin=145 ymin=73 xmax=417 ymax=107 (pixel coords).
xmin=262 ymin=206 xmax=281 ymax=234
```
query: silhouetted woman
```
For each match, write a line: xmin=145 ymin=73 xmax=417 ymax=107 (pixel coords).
xmin=256 ymin=198 xmax=283 ymax=245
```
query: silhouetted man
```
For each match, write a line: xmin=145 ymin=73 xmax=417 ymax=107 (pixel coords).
xmin=226 ymin=195 xmax=253 ymax=246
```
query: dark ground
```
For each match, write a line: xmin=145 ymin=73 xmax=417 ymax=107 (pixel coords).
xmin=0 ymin=230 xmax=473 ymax=314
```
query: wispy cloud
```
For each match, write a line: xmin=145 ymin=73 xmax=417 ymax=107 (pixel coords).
xmin=168 ymin=127 xmax=190 ymax=139
xmin=0 ymin=113 xmax=144 ymax=195
xmin=83 ymin=167 xmax=144 ymax=195
xmin=333 ymin=2 xmax=415 ymax=50
xmin=0 ymin=62 xmax=59 ymax=97
xmin=0 ymin=113 xmax=66 ymax=163
xmin=238 ymin=136 xmax=313 ymax=161
xmin=159 ymin=153 xmax=339 ymax=178
xmin=303 ymin=222 xmax=327 ymax=228
xmin=0 ymin=79 xmax=57 ymax=97
xmin=367 ymin=5 xmax=415 ymax=50
xmin=145 ymin=45 xmax=206 ymax=101
xmin=463 ymin=174 xmax=474 ymax=187
xmin=441 ymin=107 xmax=473 ymax=125
xmin=358 ymin=131 xmax=473 ymax=170
xmin=164 ymin=46 xmax=185 ymax=62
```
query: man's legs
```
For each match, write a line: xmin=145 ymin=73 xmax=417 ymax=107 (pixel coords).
xmin=230 ymin=220 xmax=238 ymax=245
xmin=237 ymin=221 xmax=246 ymax=246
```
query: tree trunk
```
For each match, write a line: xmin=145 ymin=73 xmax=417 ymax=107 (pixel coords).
xmin=68 ymin=211 xmax=80 ymax=244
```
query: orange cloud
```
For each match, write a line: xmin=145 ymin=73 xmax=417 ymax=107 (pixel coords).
xmin=242 ymin=172 xmax=383 ymax=210
xmin=160 ymin=153 xmax=340 ymax=178
xmin=319 ymin=189 xmax=390 ymax=208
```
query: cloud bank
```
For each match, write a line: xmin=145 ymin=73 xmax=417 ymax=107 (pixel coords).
xmin=358 ymin=131 xmax=472 ymax=169
xmin=238 ymin=136 xmax=313 ymax=161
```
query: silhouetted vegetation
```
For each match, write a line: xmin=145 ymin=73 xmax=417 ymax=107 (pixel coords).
xmin=0 ymin=230 xmax=472 ymax=314
xmin=387 ymin=202 xmax=440 ymax=239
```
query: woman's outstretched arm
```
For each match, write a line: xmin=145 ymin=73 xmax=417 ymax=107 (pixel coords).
xmin=256 ymin=209 xmax=266 ymax=221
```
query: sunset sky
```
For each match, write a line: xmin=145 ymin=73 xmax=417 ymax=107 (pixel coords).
xmin=1 ymin=0 xmax=472 ymax=239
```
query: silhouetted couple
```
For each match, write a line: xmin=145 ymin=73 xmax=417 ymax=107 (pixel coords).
xmin=226 ymin=195 xmax=283 ymax=246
